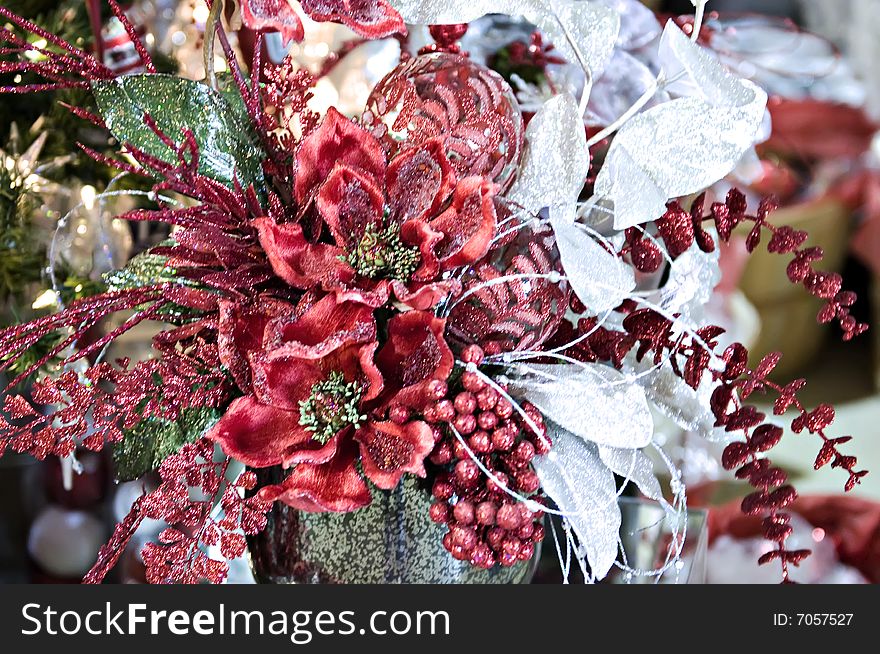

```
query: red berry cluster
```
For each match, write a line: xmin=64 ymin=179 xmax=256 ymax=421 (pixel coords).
xmin=420 ymin=345 xmax=549 ymax=569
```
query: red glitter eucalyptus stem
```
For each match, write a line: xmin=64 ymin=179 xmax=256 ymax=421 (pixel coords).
xmin=552 ymin=190 xmax=868 ymax=582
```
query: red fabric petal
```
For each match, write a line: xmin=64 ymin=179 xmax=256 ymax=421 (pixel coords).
xmin=295 ymin=107 xmax=386 ymax=204
xmin=248 ymin=351 xmax=323 ymax=410
xmin=316 ymin=164 xmax=385 ymax=249
xmin=256 ymin=338 xmax=383 ymax=406
xmin=430 ymin=176 xmax=498 ymax=269
xmin=264 ymin=293 xmax=376 ymax=354
xmin=254 ymin=217 xmax=347 ymax=290
xmin=217 ymin=298 xmax=298 ymax=393
xmin=391 ymin=278 xmax=461 ymax=311
xmin=207 ymin=396 xmax=338 ymax=468
xmin=258 ymin=436 xmax=372 ymax=512
xmin=385 ymin=138 xmax=456 ymax=224
xmin=356 ymin=420 xmax=434 ymax=489
xmin=239 ymin=0 xmax=304 ymax=45
xmin=352 ymin=340 xmax=384 ymax=402
xmin=401 ymin=218 xmax=444 ymax=281
xmin=299 ymin=0 xmax=405 ymax=40
xmin=331 ymin=279 xmax=392 ymax=309
xmin=375 ymin=310 xmax=454 ymax=408
xmin=253 ymin=294 xmax=383 ymax=404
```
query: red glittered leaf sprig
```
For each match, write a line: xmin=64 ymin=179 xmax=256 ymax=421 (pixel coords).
xmin=0 ymin=313 xmax=232 ymax=461
xmin=139 ymin=445 xmax=270 ymax=585
xmin=546 ymin=300 xmax=866 ymax=582
xmin=627 ymin=315 xmax=865 ymax=582
xmin=735 ymin=356 xmax=868 ymax=493
xmin=655 ymin=190 xmax=869 ymax=341
xmin=84 ymin=439 xmax=271 ymax=584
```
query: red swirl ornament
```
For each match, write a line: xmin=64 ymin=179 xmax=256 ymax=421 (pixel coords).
xmin=446 ymin=216 xmax=570 ymax=354
xmin=363 ymin=53 xmax=524 ymax=191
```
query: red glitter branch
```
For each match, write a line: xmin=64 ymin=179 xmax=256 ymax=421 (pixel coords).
xmin=618 ymin=315 xmax=804 ymax=582
xmin=107 ymin=0 xmax=155 ymax=74
xmin=0 ymin=326 xmax=232 ymax=462
xmin=652 ymin=190 xmax=869 ymax=340
xmin=0 ymin=6 xmax=114 ymax=93
xmin=60 ymin=103 xmax=106 ymax=128
xmin=85 ymin=440 xmax=271 ymax=584
xmin=546 ymin=284 xmax=865 ymax=582
xmin=83 ymin=496 xmax=146 ymax=584
xmin=631 ymin=317 xmax=864 ymax=582
xmin=0 ymin=286 xmax=169 ymax=391
xmin=738 ymin=365 xmax=868 ymax=492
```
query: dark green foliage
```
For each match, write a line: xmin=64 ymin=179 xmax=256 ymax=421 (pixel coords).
xmin=113 ymin=406 xmax=222 ymax=481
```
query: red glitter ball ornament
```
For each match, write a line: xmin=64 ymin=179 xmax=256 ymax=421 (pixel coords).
xmin=363 ymin=52 xmax=524 ymax=191
xmin=446 ymin=219 xmax=570 ymax=353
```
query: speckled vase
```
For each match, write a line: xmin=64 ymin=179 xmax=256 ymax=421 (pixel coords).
xmin=247 ymin=468 xmax=535 ymax=584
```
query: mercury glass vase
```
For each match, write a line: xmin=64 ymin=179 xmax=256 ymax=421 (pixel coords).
xmin=247 ymin=468 xmax=536 ymax=584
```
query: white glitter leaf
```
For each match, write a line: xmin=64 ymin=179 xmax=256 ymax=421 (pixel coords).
xmin=598 ymin=0 xmax=661 ymax=49
xmin=389 ymin=0 xmax=510 ymax=24
xmin=533 ymin=428 xmax=620 ymax=580
xmin=658 ymin=18 xmax=763 ymax=109
xmin=595 ymin=21 xmax=768 ymax=229
xmin=550 ymin=218 xmax=635 ymax=315
xmin=587 ymin=49 xmax=661 ymax=126
xmin=524 ymin=1 xmax=620 ymax=76
xmin=596 ymin=445 xmax=662 ymax=501
xmin=510 ymin=363 xmax=653 ymax=449
xmin=659 ymin=242 xmax=720 ymax=318
xmin=390 ymin=0 xmax=620 ymax=76
xmin=507 ymin=93 xmax=589 ymax=220
xmin=629 ymin=359 xmax=728 ymax=440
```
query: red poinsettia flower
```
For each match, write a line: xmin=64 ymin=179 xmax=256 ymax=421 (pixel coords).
xmin=238 ymin=0 xmax=405 ymax=46
xmin=207 ymin=294 xmax=439 ymax=511
xmin=255 ymin=107 xmax=499 ymax=310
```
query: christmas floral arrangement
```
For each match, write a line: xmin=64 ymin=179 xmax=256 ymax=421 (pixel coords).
xmin=0 ymin=0 xmax=869 ymax=584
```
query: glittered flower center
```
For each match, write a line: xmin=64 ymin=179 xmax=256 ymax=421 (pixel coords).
xmin=298 ymin=371 xmax=366 ymax=443
xmin=344 ymin=218 xmax=420 ymax=282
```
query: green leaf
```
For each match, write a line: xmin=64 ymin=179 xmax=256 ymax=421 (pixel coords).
xmin=104 ymin=247 xmax=217 ymax=323
xmin=91 ymin=74 xmax=264 ymax=191
xmin=113 ymin=406 xmax=222 ymax=481
xmin=104 ymin=247 xmax=179 ymax=292
xmin=214 ymin=71 xmax=253 ymax=129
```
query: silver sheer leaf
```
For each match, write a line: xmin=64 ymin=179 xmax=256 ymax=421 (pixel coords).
xmin=523 ymin=1 xmax=620 ymax=77
xmin=628 ymin=359 xmax=730 ymax=441
xmin=389 ymin=0 xmax=515 ymax=25
xmin=659 ymin=242 xmax=720 ymax=318
xmin=507 ymin=93 xmax=589 ymax=220
xmin=587 ymin=49 xmax=663 ymax=126
xmin=550 ymin=217 xmax=635 ymax=315
xmin=509 ymin=362 xmax=653 ymax=449
xmin=596 ymin=445 xmax=662 ymax=501
xmin=596 ymin=96 xmax=766 ymax=230
xmin=533 ymin=427 xmax=620 ymax=580
xmin=658 ymin=18 xmax=765 ymax=109
xmin=390 ymin=0 xmax=620 ymax=77
xmin=595 ymin=21 xmax=768 ymax=229
xmin=598 ymin=0 xmax=662 ymax=50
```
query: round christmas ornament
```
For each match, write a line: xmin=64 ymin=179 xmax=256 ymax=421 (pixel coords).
xmin=364 ymin=52 xmax=524 ymax=191
xmin=27 ymin=506 xmax=106 ymax=579
xmin=0 ymin=0 xmax=870 ymax=586
xmin=444 ymin=217 xmax=570 ymax=353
